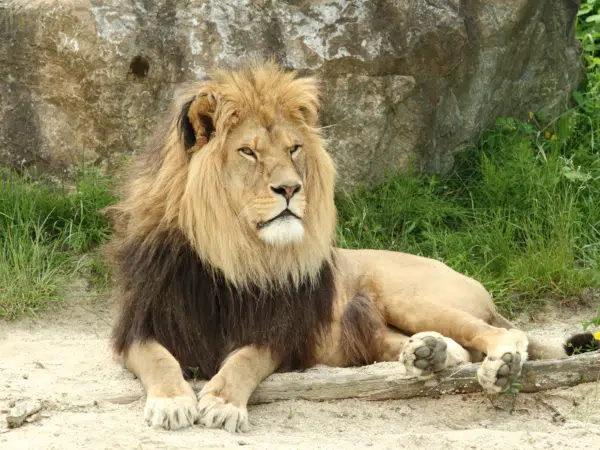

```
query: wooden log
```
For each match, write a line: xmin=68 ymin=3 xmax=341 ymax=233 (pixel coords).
xmin=191 ymin=352 xmax=600 ymax=405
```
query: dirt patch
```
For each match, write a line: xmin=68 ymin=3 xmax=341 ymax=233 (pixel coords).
xmin=1 ymin=296 xmax=599 ymax=449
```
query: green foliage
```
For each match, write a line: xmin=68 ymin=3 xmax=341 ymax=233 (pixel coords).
xmin=577 ymin=0 xmax=600 ymax=59
xmin=575 ymin=1 xmax=600 ymax=136
xmin=336 ymin=120 xmax=600 ymax=315
xmin=0 ymin=168 xmax=116 ymax=319
xmin=583 ymin=304 xmax=600 ymax=329
xmin=2 ymin=3 xmax=599 ymax=323
xmin=337 ymin=7 xmax=600 ymax=316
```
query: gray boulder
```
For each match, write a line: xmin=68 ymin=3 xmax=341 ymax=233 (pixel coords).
xmin=0 ymin=0 xmax=584 ymax=187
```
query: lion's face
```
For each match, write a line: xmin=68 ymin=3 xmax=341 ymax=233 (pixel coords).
xmin=220 ymin=118 xmax=308 ymax=246
xmin=170 ymin=62 xmax=337 ymax=287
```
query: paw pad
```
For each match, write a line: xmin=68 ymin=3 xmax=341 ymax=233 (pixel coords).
xmin=477 ymin=350 xmax=524 ymax=393
xmin=399 ymin=332 xmax=448 ymax=376
xmin=493 ymin=352 xmax=522 ymax=388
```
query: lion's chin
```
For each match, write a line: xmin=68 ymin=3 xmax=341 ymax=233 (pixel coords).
xmin=257 ymin=216 xmax=305 ymax=246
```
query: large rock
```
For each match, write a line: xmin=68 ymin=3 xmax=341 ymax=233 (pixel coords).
xmin=0 ymin=0 xmax=584 ymax=187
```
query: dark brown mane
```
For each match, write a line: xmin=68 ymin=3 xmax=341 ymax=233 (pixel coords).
xmin=110 ymin=228 xmax=336 ymax=380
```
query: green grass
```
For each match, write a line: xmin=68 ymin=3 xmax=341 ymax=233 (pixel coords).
xmin=0 ymin=168 xmax=116 ymax=319
xmin=337 ymin=1 xmax=600 ymax=317
xmin=336 ymin=117 xmax=600 ymax=316
xmin=1 ymin=2 xmax=599 ymax=322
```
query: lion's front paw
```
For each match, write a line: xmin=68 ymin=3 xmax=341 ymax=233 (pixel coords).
xmin=197 ymin=393 xmax=249 ymax=433
xmin=144 ymin=395 xmax=199 ymax=430
xmin=399 ymin=331 xmax=448 ymax=377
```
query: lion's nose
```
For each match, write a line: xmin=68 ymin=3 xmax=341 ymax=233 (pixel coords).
xmin=271 ymin=184 xmax=302 ymax=201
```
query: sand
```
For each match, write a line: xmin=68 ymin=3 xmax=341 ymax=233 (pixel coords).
xmin=1 ymin=293 xmax=599 ymax=449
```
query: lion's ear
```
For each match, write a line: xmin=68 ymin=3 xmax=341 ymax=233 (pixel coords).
xmin=299 ymin=105 xmax=319 ymax=127
xmin=291 ymin=77 xmax=321 ymax=127
xmin=178 ymin=90 xmax=217 ymax=152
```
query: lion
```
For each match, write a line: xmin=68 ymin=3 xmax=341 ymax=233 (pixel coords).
xmin=106 ymin=60 xmax=597 ymax=433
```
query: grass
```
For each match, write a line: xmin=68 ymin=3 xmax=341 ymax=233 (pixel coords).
xmin=337 ymin=1 xmax=600 ymax=318
xmin=0 ymin=168 xmax=116 ymax=319
xmin=336 ymin=115 xmax=600 ymax=316
xmin=1 ymin=3 xmax=599 ymax=322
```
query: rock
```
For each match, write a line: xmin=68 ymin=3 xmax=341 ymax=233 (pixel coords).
xmin=6 ymin=405 xmax=29 ymax=428
xmin=6 ymin=400 xmax=43 ymax=428
xmin=25 ymin=412 xmax=43 ymax=424
xmin=0 ymin=0 xmax=584 ymax=187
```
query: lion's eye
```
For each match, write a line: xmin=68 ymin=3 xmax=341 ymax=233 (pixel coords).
xmin=238 ymin=147 xmax=256 ymax=158
xmin=290 ymin=145 xmax=302 ymax=156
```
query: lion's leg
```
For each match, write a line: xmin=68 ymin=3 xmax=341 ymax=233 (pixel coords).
xmin=124 ymin=339 xmax=199 ymax=430
xmin=384 ymin=328 xmax=471 ymax=377
xmin=197 ymin=345 xmax=278 ymax=433
xmin=385 ymin=303 xmax=528 ymax=392
xmin=379 ymin=328 xmax=411 ymax=361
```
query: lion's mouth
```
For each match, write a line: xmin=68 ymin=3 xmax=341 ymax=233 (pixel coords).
xmin=256 ymin=209 xmax=300 ymax=229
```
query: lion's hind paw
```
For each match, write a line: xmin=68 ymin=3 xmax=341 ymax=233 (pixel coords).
xmin=399 ymin=331 xmax=448 ymax=377
xmin=477 ymin=350 xmax=523 ymax=393
xmin=477 ymin=329 xmax=528 ymax=393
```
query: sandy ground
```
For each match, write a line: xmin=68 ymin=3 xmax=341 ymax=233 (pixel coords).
xmin=1 ymin=293 xmax=599 ymax=450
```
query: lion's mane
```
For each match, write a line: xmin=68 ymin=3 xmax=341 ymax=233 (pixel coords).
xmin=107 ymin=61 xmax=339 ymax=379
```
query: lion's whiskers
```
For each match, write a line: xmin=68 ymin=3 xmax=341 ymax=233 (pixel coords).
xmin=235 ymin=202 xmax=253 ymax=225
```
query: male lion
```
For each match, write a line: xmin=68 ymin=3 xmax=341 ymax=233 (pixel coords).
xmin=106 ymin=60 xmax=596 ymax=433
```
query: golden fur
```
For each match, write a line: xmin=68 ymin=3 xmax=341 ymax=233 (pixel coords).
xmin=110 ymin=61 xmax=335 ymax=289
xmin=108 ymin=60 xmax=593 ymax=433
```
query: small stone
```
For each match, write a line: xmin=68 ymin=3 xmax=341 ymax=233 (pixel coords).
xmin=6 ymin=400 xmax=43 ymax=428
xmin=6 ymin=406 xmax=28 ymax=428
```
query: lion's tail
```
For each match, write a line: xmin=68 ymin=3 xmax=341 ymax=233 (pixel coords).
xmin=490 ymin=312 xmax=599 ymax=360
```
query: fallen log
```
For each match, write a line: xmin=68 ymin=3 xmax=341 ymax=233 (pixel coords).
xmin=191 ymin=352 xmax=600 ymax=405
